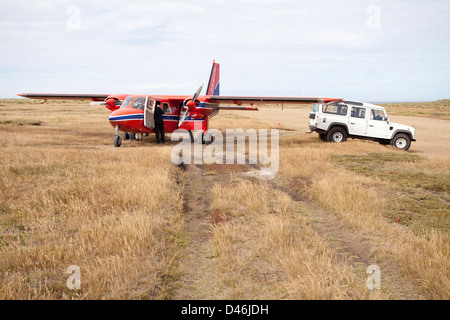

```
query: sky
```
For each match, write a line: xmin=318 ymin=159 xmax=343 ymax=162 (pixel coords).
xmin=1 ymin=0 xmax=449 ymax=102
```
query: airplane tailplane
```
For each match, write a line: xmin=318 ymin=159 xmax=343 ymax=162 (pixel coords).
xmin=206 ymin=60 xmax=220 ymax=95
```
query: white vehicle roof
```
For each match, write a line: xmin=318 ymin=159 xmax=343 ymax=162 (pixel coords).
xmin=339 ymin=100 xmax=385 ymax=111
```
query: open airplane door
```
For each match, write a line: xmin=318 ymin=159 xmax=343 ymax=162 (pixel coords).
xmin=144 ymin=96 xmax=155 ymax=130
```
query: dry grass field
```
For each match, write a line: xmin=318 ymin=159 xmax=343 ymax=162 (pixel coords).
xmin=380 ymin=99 xmax=450 ymax=120
xmin=0 ymin=99 xmax=449 ymax=300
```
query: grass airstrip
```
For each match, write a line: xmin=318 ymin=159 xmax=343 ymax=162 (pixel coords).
xmin=0 ymin=99 xmax=448 ymax=299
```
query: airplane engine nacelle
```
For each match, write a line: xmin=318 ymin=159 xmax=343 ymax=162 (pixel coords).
xmin=105 ymin=98 xmax=121 ymax=111
xmin=189 ymin=113 xmax=203 ymax=119
xmin=193 ymin=102 xmax=219 ymax=117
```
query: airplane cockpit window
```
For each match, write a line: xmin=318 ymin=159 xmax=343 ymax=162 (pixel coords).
xmin=120 ymin=96 xmax=134 ymax=109
xmin=132 ymin=97 xmax=146 ymax=110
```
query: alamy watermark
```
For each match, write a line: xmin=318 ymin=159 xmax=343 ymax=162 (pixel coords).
xmin=367 ymin=5 xmax=381 ymax=30
xmin=366 ymin=265 xmax=381 ymax=290
xmin=67 ymin=5 xmax=81 ymax=30
xmin=171 ymin=126 xmax=279 ymax=176
xmin=66 ymin=265 xmax=81 ymax=290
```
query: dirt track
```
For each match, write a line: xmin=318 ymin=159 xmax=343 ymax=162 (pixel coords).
xmin=243 ymin=108 xmax=450 ymax=158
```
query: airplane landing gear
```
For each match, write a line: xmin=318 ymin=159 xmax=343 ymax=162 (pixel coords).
xmin=199 ymin=131 xmax=214 ymax=144
xmin=114 ymin=134 xmax=122 ymax=147
xmin=114 ymin=125 xmax=122 ymax=147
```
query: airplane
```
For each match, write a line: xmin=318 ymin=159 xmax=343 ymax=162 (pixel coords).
xmin=18 ymin=60 xmax=340 ymax=147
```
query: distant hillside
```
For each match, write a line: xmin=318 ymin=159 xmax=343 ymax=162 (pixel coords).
xmin=380 ymin=100 xmax=450 ymax=120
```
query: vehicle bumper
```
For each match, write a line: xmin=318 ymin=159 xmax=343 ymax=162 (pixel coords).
xmin=309 ymin=124 xmax=317 ymax=132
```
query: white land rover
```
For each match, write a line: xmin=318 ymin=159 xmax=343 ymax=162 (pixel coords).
xmin=308 ymin=100 xmax=416 ymax=151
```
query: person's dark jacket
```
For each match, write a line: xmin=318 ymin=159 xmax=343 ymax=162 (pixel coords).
xmin=154 ymin=106 xmax=164 ymax=125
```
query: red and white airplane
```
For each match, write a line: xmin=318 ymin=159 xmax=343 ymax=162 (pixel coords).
xmin=18 ymin=61 xmax=340 ymax=147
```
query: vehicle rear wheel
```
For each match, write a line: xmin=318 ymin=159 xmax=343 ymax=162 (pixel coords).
xmin=390 ymin=133 xmax=411 ymax=151
xmin=327 ymin=127 xmax=347 ymax=143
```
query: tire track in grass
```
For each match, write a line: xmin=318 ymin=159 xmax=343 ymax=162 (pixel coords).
xmin=172 ymin=164 xmax=251 ymax=299
xmin=270 ymin=176 xmax=426 ymax=299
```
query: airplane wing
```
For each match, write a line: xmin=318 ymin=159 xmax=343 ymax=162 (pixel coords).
xmin=18 ymin=93 xmax=110 ymax=102
xmin=209 ymin=96 xmax=341 ymax=109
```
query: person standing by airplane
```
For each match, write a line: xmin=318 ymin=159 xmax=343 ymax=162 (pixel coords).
xmin=154 ymin=102 xmax=165 ymax=144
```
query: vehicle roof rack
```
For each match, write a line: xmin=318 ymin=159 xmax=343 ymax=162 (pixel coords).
xmin=343 ymin=100 xmax=364 ymax=106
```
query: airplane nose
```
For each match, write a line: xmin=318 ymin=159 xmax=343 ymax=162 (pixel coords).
xmin=108 ymin=109 xmax=123 ymax=127
xmin=108 ymin=107 xmax=144 ymax=131
xmin=109 ymin=109 xmax=120 ymax=118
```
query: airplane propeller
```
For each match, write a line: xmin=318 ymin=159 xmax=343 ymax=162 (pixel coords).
xmin=178 ymin=83 xmax=204 ymax=127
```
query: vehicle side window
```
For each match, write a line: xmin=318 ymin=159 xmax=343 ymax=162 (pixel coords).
xmin=351 ymin=107 xmax=366 ymax=119
xmin=371 ymin=109 xmax=386 ymax=121
xmin=311 ymin=104 xmax=320 ymax=113
xmin=323 ymin=104 xmax=348 ymax=116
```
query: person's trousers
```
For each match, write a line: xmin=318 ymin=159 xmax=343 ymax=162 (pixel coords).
xmin=154 ymin=123 xmax=165 ymax=144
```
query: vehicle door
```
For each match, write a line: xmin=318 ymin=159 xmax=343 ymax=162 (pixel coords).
xmin=144 ymin=96 xmax=155 ymax=129
xmin=348 ymin=106 xmax=368 ymax=136
xmin=367 ymin=109 xmax=389 ymax=138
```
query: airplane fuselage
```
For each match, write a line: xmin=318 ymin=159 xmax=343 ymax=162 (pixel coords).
xmin=108 ymin=95 xmax=213 ymax=134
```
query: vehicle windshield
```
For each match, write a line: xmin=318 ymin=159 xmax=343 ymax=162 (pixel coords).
xmin=132 ymin=97 xmax=146 ymax=110
xmin=120 ymin=96 xmax=134 ymax=109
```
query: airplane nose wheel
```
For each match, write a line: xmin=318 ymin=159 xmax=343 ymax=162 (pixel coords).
xmin=114 ymin=126 xmax=122 ymax=147
xmin=114 ymin=134 xmax=122 ymax=147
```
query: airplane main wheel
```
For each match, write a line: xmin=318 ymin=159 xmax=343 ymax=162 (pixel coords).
xmin=203 ymin=132 xmax=214 ymax=145
xmin=114 ymin=134 xmax=122 ymax=148
xmin=188 ymin=130 xmax=194 ymax=142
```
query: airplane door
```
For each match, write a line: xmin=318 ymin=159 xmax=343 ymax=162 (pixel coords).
xmin=144 ymin=96 xmax=155 ymax=129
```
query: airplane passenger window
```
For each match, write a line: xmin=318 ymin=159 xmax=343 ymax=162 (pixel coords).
xmin=163 ymin=103 xmax=171 ymax=114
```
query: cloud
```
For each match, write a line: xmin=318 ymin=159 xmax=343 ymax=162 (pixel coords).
xmin=0 ymin=0 xmax=449 ymax=101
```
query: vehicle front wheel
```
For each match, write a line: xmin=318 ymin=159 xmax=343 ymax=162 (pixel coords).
xmin=327 ymin=127 xmax=347 ymax=143
xmin=390 ymin=133 xmax=411 ymax=151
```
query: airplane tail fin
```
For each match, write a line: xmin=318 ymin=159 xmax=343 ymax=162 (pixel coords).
xmin=206 ymin=60 xmax=220 ymax=95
